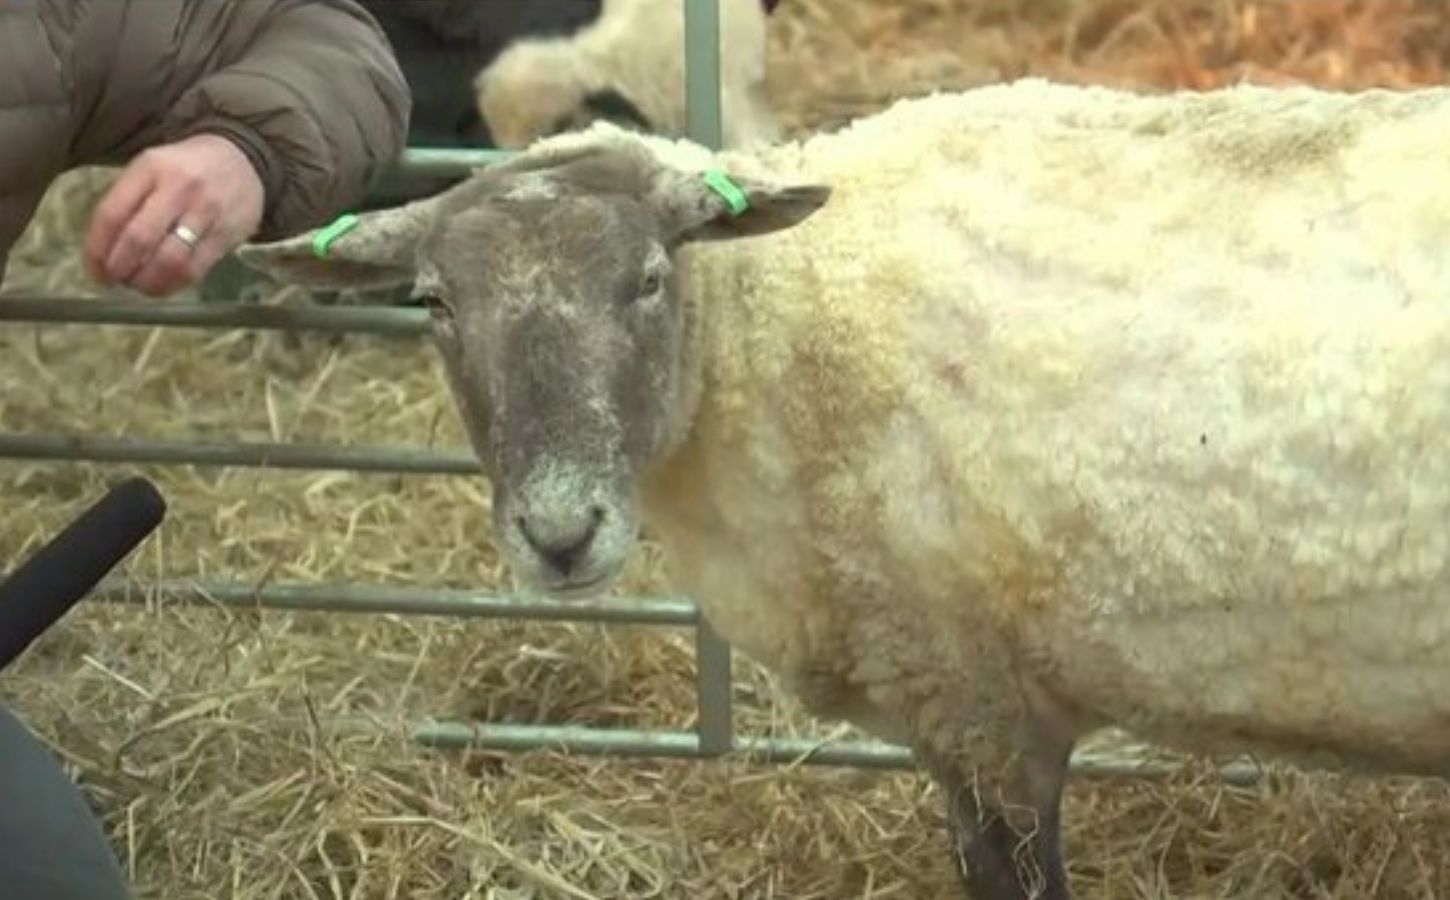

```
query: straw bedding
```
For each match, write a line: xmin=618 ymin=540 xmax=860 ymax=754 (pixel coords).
xmin=4 ymin=1 xmax=1450 ymax=897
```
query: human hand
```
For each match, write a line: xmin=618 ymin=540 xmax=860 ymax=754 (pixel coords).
xmin=84 ymin=132 xmax=266 ymax=297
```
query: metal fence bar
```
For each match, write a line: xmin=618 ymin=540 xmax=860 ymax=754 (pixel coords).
xmin=93 ymin=578 xmax=698 ymax=626
xmin=0 ymin=432 xmax=478 ymax=475
xmin=349 ymin=719 xmax=916 ymax=769
xmin=94 ymin=146 xmax=513 ymax=178
xmin=324 ymin=718 xmax=1268 ymax=786
xmin=686 ymin=0 xmax=725 ymax=150
xmin=0 ymin=297 xmax=431 ymax=336
xmin=387 ymin=147 xmax=514 ymax=176
xmin=693 ymin=619 xmax=735 ymax=753
xmin=683 ymin=0 xmax=735 ymax=757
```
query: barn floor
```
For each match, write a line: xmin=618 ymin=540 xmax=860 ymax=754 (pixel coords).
xmin=4 ymin=1 xmax=1450 ymax=897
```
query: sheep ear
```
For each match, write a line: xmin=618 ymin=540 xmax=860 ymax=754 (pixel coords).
xmin=233 ymin=195 xmax=442 ymax=291
xmin=653 ymin=169 xmax=831 ymax=243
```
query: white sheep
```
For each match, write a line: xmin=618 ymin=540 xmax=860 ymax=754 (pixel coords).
xmin=474 ymin=0 xmax=781 ymax=149
xmin=235 ymin=77 xmax=1450 ymax=899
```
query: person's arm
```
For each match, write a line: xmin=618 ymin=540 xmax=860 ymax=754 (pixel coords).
xmin=81 ymin=0 xmax=412 ymax=297
xmin=153 ymin=1 xmax=413 ymax=240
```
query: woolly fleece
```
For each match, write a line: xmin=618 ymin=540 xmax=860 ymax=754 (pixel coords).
xmin=552 ymin=78 xmax=1450 ymax=776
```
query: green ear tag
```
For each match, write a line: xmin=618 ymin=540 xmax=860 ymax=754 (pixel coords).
xmin=703 ymin=169 xmax=749 ymax=216
xmin=312 ymin=213 xmax=360 ymax=259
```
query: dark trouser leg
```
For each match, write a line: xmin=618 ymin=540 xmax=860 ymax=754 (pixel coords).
xmin=0 ymin=704 xmax=130 ymax=900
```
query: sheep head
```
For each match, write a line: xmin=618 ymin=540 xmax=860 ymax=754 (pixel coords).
xmin=235 ymin=125 xmax=829 ymax=598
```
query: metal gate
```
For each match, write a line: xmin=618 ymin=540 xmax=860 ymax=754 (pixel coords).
xmin=0 ymin=0 xmax=1256 ymax=786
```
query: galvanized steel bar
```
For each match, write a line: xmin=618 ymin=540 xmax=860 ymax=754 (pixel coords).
xmin=685 ymin=0 xmax=725 ymax=150
xmin=0 ymin=433 xmax=478 ymax=475
xmin=693 ymin=617 xmax=734 ymax=754
xmin=93 ymin=578 xmax=698 ymax=626
xmin=390 ymin=147 xmax=514 ymax=176
xmin=683 ymin=0 xmax=735 ymax=756
xmin=0 ymin=297 xmax=430 ymax=336
xmin=364 ymin=719 xmax=914 ymax=769
xmin=327 ymin=718 xmax=1267 ymax=786
xmin=94 ymin=147 xmax=514 ymax=177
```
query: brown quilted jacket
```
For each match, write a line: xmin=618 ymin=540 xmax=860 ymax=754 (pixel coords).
xmin=0 ymin=0 xmax=412 ymax=285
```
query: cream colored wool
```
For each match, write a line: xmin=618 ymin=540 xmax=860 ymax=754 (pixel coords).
xmin=519 ymin=78 xmax=1450 ymax=775
xmin=475 ymin=0 xmax=780 ymax=149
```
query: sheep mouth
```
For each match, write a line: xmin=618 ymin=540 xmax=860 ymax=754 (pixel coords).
xmin=541 ymin=571 xmax=617 ymax=601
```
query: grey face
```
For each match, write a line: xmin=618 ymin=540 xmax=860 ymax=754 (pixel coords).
xmin=235 ymin=127 xmax=830 ymax=598
xmin=415 ymin=176 xmax=686 ymax=596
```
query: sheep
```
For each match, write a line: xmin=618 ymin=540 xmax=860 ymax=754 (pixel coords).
xmin=356 ymin=0 xmax=781 ymax=153
xmin=233 ymin=76 xmax=1450 ymax=899
xmin=472 ymin=0 xmax=782 ymax=150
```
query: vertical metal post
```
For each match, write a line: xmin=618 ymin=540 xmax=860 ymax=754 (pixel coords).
xmin=683 ymin=0 xmax=734 ymax=756
xmin=685 ymin=0 xmax=725 ymax=148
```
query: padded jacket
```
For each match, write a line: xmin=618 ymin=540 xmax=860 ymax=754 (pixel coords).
xmin=0 ymin=0 xmax=412 ymax=285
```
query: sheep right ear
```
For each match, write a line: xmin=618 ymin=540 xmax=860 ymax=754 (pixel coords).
xmin=234 ymin=195 xmax=442 ymax=291
xmin=652 ymin=168 xmax=831 ymax=243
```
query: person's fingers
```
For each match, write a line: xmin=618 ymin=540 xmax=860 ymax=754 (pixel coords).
xmin=101 ymin=183 xmax=194 ymax=288
xmin=127 ymin=204 xmax=221 ymax=297
xmin=184 ymin=232 xmax=235 ymax=288
xmin=83 ymin=134 xmax=265 ymax=298
xmin=83 ymin=164 xmax=158 ymax=284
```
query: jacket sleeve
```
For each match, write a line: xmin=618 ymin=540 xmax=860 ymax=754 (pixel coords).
xmin=140 ymin=1 xmax=413 ymax=241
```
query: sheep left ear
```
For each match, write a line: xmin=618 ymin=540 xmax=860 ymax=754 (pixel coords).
xmin=653 ymin=168 xmax=831 ymax=243
xmin=233 ymin=193 xmax=445 ymax=291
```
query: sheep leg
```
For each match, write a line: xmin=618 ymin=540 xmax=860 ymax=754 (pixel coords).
xmin=925 ymin=703 xmax=1075 ymax=899
xmin=939 ymin=766 xmax=1068 ymax=900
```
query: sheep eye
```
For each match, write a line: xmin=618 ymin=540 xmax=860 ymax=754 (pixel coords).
xmin=639 ymin=271 xmax=662 ymax=297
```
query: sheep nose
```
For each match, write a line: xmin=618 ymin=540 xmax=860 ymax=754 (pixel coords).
xmin=517 ymin=506 xmax=605 ymax=574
